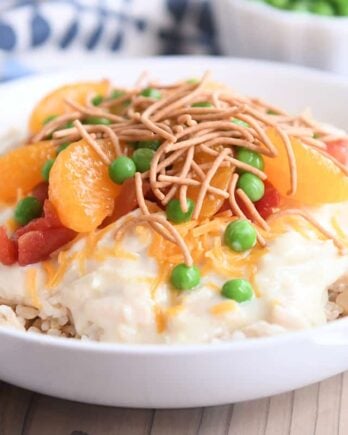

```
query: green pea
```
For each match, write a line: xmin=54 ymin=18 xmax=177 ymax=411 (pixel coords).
xmin=41 ymin=159 xmax=55 ymax=182
xmin=221 ymin=279 xmax=253 ymax=302
xmin=141 ymin=88 xmax=161 ymax=99
xmin=43 ymin=114 xmax=57 ymax=125
xmin=267 ymin=109 xmax=278 ymax=115
xmin=336 ymin=1 xmax=348 ymax=16
xmin=132 ymin=148 xmax=155 ymax=173
xmin=110 ymin=90 xmax=130 ymax=107
xmin=108 ymin=156 xmax=136 ymax=185
xmin=64 ymin=120 xmax=74 ymax=129
xmin=289 ymin=1 xmax=313 ymax=12
xmin=84 ymin=116 xmax=112 ymax=125
xmin=237 ymin=172 xmax=265 ymax=202
xmin=232 ymin=118 xmax=249 ymax=128
xmin=91 ymin=94 xmax=103 ymax=106
xmin=310 ymin=1 xmax=335 ymax=15
xmin=14 ymin=196 xmax=43 ymax=226
xmin=136 ymin=140 xmax=161 ymax=151
xmin=111 ymin=89 xmax=125 ymax=99
xmin=265 ymin=0 xmax=289 ymax=8
xmin=166 ymin=198 xmax=195 ymax=224
xmin=236 ymin=148 xmax=264 ymax=172
xmin=224 ymin=219 xmax=257 ymax=252
xmin=191 ymin=102 xmax=213 ymax=108
xmin=170 ymin=263 xmax=201 ymax=290
xmin=56 ymin=143 xmax=70 ymax=154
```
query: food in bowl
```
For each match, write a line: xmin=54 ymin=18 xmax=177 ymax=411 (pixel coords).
xmin=0 ymin=73 xmax=348 ymax=344
xmin=213 ymin=0 xmax=348 ymax=76
xmin=257 ymin=0 xmax=348 ymax=16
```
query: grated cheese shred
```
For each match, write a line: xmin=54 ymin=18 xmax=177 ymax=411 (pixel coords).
xmin=25 ymin=268 xmax=41 ymax=309
xmin=210 ymin=300 xmax=237 ymax=315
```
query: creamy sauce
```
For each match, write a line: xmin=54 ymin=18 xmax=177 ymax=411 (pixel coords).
xmin=0 ymin=203 xmax=348 ymax=343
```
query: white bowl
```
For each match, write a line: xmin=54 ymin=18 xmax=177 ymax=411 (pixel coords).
xmin=213 ymin=0 xmax=348 ymax=75
xmin=1 ymin=56 xmax=348 ymax=408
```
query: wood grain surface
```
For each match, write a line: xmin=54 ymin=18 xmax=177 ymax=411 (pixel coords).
xmin=1 ymin=373 xmax=347 ymax=435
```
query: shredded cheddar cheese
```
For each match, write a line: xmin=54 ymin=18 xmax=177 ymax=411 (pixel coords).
xmin=76 ymin=250 xmax=87 ymax=276
xmin=210 ymin=300 xmax=237 ymax=315
xmin=113 ymin=242 xmax=138 ymax=261
xmin=146 ymin=212 xmax=334 ymax=302
xmin=42 ymin=259 xmax=57 ymax=289
xmin=271 ymin=299 xmax=281 ymax=307
xmin=166 ymin=304 xmax=184 ymax=317
xmin=154 ymin=303 xmax=185 ymax=334
xmin=36 ymin=203 xmax=347 ymax=324
xmin=249 ymin=265 xmax=261 ymax=297
xmin=191 ymin=216 xmax=233 ymax=238
xmin=136 ymin=276 xmax=156 ymax=286
xmin=25 ymin=268 xmax=41 ymax=309
xmin=205 ymin=281 xmax=221 ymax=292
xmin=46 ymin=251 xmax=72 ymax=289
xmin=41 ymin=225 xmax=139 ymax=288
xmin=154 ymin=305 xmax=167 ymax=333
xmin=150 ymin=263 xmax=170 ymax=299
xmin=331 ymin=216 xmax=348 ymax=242
xmin=5 ymin=218 xmax=17 ymax=233
xmin=134 ymin=224 xmax=153 ymax=245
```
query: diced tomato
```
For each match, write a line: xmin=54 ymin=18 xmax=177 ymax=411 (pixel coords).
xmin=101 ymin=177 xmax=151 ymax=227
xmin=326 ymin=139 xmax=348 ymax=166
xmin=235 ymin=196 xmax=249 ymax=218
xmin=254 ymin=181 xmax=280 ymax=219
xmin=0 ymin=227 xmax=18 ymax=266
xmin=217 ymin=200 xmax=231 ymax=214
xmin=18 ymin=227 xmax=76 ymax=266
xmin=8 ymin=198 xmax=76 ymax=266
xmin=15 ymin=200 xmax=61 ymax=238
xmin=43 ymin=199 xmax=62 ymax=227
xmin=15 ymin=217 xmax=52 ymax=238
xmin=235 ymin=181 xmax=280 ymax=220
xmin=31 ymin=182 xmax=49 ymax=204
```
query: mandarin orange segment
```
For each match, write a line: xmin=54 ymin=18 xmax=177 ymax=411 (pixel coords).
xmin=29 ymin=81 xmax=110 ymax=134
xmin=48 ymin=139 xmax=120 ymax=233
xmin=187 ymin=151 xmax=232 ymax=218
xmin=264 ymin=128 xmax=348 ymax=206
xmin=0 ymin=141 xmax=55 ymax=204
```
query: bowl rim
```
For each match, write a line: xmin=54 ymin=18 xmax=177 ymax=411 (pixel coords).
xmin=1 ymin=315 xmax=348 ymax=354
xmin=227 ymin=0 xmax=348 ymax=23
xmin=2 ymin=56 xmax=348 ymax=90
xmin=1 ymin=55 xmax=348 ymax=355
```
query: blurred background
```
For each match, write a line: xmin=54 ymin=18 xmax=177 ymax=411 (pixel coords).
xmin=0 ymin=0 xmax=348 ymax=82
xmin=0 ymin=0 xmax=218 ymax=82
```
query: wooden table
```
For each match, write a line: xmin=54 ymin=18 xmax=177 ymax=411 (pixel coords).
xmin=1 ymin=373 xmax=347 ymax=434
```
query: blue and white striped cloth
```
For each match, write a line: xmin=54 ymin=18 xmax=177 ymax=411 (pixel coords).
xmin=0 ymin=0 xmax=219 ymax=82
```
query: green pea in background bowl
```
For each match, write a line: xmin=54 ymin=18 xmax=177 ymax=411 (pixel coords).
xmin=213 ymin=0 xmax=348 ymax=75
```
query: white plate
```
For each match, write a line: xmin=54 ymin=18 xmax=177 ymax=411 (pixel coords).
xmin=1 ymin=56 xmax=348 ymax=408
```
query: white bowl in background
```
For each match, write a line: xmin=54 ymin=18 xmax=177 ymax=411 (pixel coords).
xmin=213 ymin=0 xmax=348 ymax=75
xmin=1 ymin=57 xmax=348 ymax=408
